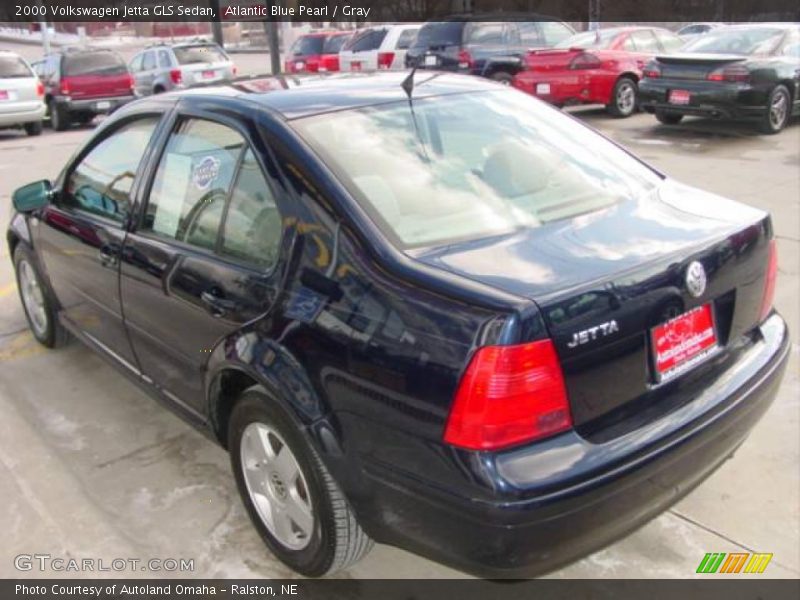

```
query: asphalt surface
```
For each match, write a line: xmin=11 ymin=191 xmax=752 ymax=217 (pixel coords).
xmin=0 ymin=41 xmax=798 ymax=580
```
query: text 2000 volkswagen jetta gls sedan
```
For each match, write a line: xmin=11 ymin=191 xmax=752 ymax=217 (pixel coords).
xmin=7 ymin=73 xmax=789 ymax=577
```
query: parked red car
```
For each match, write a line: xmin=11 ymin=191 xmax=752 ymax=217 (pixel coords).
xmin=284 ymin=31 xmax=353 ymax=74
xmin=512 ymin=27 xmax=684 ymax=117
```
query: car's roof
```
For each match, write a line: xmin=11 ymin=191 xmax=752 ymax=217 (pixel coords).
xmin=169 ymin=71 xmax=500 ymax=120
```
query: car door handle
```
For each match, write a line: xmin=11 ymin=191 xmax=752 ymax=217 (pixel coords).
xmin=200 ymin=290 xmax=237 ymax=317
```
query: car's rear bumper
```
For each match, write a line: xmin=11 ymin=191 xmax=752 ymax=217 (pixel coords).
xmin=56 ymin=94 xmax=135 ymax=114
xmin=0 ymin=103 xmax=46 ymax=126
xmin=639 ymin=79 xmax=767 ymax=119
xmin=513 ymin=70 xmax=611 ymax=106
xmin=359 ymin=314 xmax=790 ymax=577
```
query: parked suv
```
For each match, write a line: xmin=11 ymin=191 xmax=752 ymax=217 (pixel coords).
xmin=33 ymin=48 xmax=134 ymax=131
xmin=0 ymin=51 xmax=45 ymax=136
xmin=284 ymin=31 xmax=353 ymax=73
xmin=129 ymin=42 xmax=236 ymax=96
xmin=339 ymin=24 xmax=420 ymax=71
xmin=406 ymin=17 xmax=575 ymax=83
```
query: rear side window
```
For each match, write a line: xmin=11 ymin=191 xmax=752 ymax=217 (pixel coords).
xmin=630 ymin=30 xmax=661 ymax=53
xmin=518 ymin=22 xmax=544 ymax=46
xmin=413 ymin=21 xmax=465 ymax=48
xmin=63 ymin=52 xmax=127 ymax=76
xmin=174 ymin=45 xmax=227 ymax=65
xmin=465 ymin=23 xmax=505 ymax=45
xmin=158 ymin=50 xmax=172 ymax=68
xmin=291 ymin=36 xmax=325 ymax=56
xmin=65 ymin=117 xmax=159 ymax=222
xmin=142 ymin=52 xmax=156 ymax=71
xmin=395 ymin=28 xmax=419 ymax=50
xmin=0 ymin=55 xmax=33 ymax=78
xmin=129 ymin=54 xmax=144 ymax=72
xmin=144 ymin=119 xmax=244 ymax=251
xmin=220 ymin=149 xmax=281 ymax=268
xmin=323 ymin=34 xmax=349 ymax=54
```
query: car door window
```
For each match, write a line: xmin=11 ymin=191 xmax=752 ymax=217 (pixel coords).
xmin=630 ymin=30 xmax=660 ymax=53
xmin=142 ymin=51 xmax=156 ymax=71
xmin=143 ymin=119 xmax=244 ymax=251
xmin=158 ymin=50 xmax=172 ymax=68
xmin=65 ymin=117 xmax=159 ymax=222
xmin=220 ymin=149 xmax=281 ymax=269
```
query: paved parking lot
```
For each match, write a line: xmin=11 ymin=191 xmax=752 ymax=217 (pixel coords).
xmin=0 ymin=55 xmax=797 ymax=578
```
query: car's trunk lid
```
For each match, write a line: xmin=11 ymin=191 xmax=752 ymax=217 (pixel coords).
xmin=523 ymin=48 xmax=584 ymax=71
xmin=655 ymin=53 xmax=748 ymax=80
xmin=413 ymin=181 xmax=771 ymax=429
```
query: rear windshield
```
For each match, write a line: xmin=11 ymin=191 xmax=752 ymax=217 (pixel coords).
xmin=323 ymin=34 xmax=350 ymax=54
xmin=0 ymin=55 xmax=33 ymax=78
xmin=413 ymin=22 xmax=465 ymax=48
xmin=682 ymin=27 xmax=785 ymax=55
xmin=63 ymin=52 xmax=127 ymax=76
xmin=173 ymin=45 xmax=228 ymax=64
xmin=294 ymin=91 xmax=660 ymax=249
xmin=291 ymin=35 xmax=325 ymax=56
xmin=556 ymin=29 xmax=619 ymax=49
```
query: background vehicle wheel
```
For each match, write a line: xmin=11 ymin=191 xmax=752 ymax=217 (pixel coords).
xmin=13 ymin=245 xmax=69 ymax=348
xmin=607 ymin=77 xmax=638 ymax=117
xmin=49 ymin=100 xmax=69 ymax=131
xmin=229 ymin=388 xmax=373 ymax=576
xmin=758 ymin=85 xmax=791 ymax=134
xmin=24 ymin=121 xmax=43 ymax=136
xmin=153 ymin=85 xmax=165 ymax=94
xmin=489 ymin=71 xmax=513 ymax=86
xmin=655 ymin=109 xmax=684 ymax=125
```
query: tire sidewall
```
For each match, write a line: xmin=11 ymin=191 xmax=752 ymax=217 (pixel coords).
xmin=14 ymin=244 xmax=57 ymax=347
xmin=228 ymin=390 xmax=338 ymax=576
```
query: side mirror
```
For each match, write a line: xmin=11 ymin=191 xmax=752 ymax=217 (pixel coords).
xmin=12 ymin=180 xmax=52 ymax=213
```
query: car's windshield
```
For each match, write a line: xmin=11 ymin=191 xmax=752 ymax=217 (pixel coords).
xmin=63 ymin=52 xmax=127 ymax=76
xmin=0 ymin=55 xmax=33 ymax=78
xmin=173 ymin=44 xmax=228 ymax=64
xmin=682 ymin=27 xmax=785 ymax=55
xmin=294 ymin=90 xmax=660 ymax=249
xmin=291 ymin=36 xmax=325 ymax=56
xmin=555 ymin=29 xmax=619 ymax=49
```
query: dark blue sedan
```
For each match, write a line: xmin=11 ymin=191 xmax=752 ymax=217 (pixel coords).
xmin=7 ymin=72 xmax=789 ymax=577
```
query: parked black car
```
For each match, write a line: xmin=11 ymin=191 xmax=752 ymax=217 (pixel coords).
xmin=8 ymin=73 xmax=789 ymax=578
xmin=405 ymin=16 xmax=575 ymax=83
xmin=32 ymin=48 xmax=135 ymax=131
xmin=639 ymin=23 xmax=800 ymax=133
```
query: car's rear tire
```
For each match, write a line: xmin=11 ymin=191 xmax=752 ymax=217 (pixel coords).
xmin=607 ymin=77 xmax=638 ymax=118
xmin=49 ymin=100 xmax=69 ymax=131
xmin=490 ymin=71 xmax=513 ymax=86
xmin=758 ymin=84 xmax=791 ymax=135
xmin=24 ymin=121 xmax=43 ymax=136
xmin=13 ymin=244 xmax=69 ymax=348
xmin=229 ymin=387 xmax=373 ymax=576
xmin=655 ymin=109 xmax=684 ymax=125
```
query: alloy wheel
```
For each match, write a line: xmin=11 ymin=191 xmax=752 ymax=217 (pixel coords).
xmin=769 ymin=90 xmax=788 ymax=130
xmin=617 ymin=81 xmax=636 ymax=115
xmin=18 ymin=259 xmax=48 ymax=337
xmin=240 ymin=422 xmax=314 ymax=551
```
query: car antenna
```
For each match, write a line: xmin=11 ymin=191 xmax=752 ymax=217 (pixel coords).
xmin=401 ymin=65 xmax=430 ymax=162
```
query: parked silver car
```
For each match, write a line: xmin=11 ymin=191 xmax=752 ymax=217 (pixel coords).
xmin=0 ymin=51 xmax=45 ymax=136
xmin=129 ymin=43 xmax=236 ymax=96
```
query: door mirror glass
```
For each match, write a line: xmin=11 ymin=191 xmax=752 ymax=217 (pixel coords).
xmin=12 ymin=180 xmax=52 ymax=212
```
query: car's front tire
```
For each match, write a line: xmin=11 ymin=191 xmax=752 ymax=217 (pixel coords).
xmin=758 ymin=84 xmax=791 ymax=134
xmin=229 ymin=387 xmax=373 ymax=576
xmin=24 ymin=121 xmax=43 ymax=136
xmin=607 ymin=77 xmax=638 ymax=118
xmin=655 ymin=109 xmax=684 ymax=125
xmin=13 ymin=244 xmax=69 ymax=348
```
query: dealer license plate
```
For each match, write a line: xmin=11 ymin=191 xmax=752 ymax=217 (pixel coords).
xmin=424 ymin=55 xmax=438 ymax=67
xmin=651 ymin=304 xmax=717 ymax=382
xmin=669 ymin=89 xmax=691 ymax=105
xmin=95 ymin=100 xmax=111 ymax=110
xmin=535 ymin=83 xmax=551 ymax=95
xmin=350 ymin=61 xmax=362 ymax=71
xmin=202 ymin=70 xmax=216 ymax=79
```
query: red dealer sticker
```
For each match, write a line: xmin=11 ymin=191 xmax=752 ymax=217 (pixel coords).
xmin=652 ymin=304 xmax=718 ymax=381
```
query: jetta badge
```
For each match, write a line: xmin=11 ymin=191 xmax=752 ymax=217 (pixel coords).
xmin=686 ymin=261 xmax=707 ymax=298
xmin=567 ymin=320 xmax=619 ymax=348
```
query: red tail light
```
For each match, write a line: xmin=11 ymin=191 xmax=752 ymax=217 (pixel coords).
xmin=444 ymin=339 xmax=572 ymax=451
xmin=759 ymin=239 xmax=778 ymax=322
xmin=458 ymin=50 xmax=473 ymax=69
xmin=569 ymin=52 xmax=602 ymax=70
xmin=169 ymin=69 xmax=182 ymax=84
xmin=377 ymin=52 xmax=395 ymax=69
xmin=59 ymin=78 xmax=70 ymax=95
xmin=125 ymin=73 xmax=134 ymax=91
xmin=707 ymin=64 xmax=750 ymax=83
xmin=36 ymin=81 xmax=44 ymax=96
xmin=643 ymin=64 xmax=661 ymax=78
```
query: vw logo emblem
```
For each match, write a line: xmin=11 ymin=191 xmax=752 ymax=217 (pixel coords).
xmin=685 ymin=261 xmax=707 ymax=298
